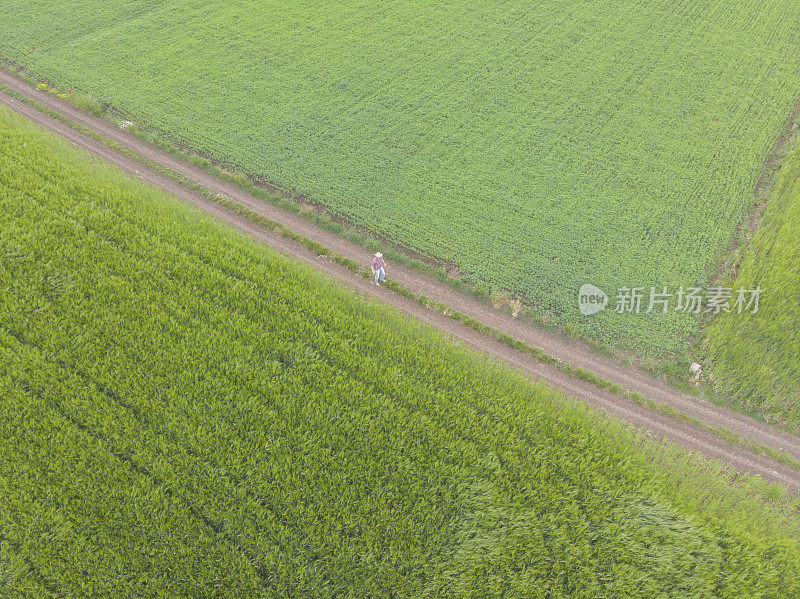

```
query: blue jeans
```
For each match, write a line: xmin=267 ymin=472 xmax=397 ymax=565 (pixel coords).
xmin=374 ymin=267 xmax=385 ymax=285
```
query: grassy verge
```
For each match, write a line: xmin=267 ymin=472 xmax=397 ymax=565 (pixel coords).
xmin=4 ymin=81 xmax=798 ymax=474
xmin=3 ymin=1 xmax=800 ymax=369
xmin=0 ymin=58 xmax=652 ymax=359
xmin=3 ymin=102 xmax=800 ymax=595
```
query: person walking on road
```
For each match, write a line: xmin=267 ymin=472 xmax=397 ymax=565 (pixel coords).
xmin=372 ymin=252 xmax=386 ymax=286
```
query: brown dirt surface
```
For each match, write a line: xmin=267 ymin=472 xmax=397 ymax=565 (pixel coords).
xmin=3 ymin=69 xmax=800 ymax=490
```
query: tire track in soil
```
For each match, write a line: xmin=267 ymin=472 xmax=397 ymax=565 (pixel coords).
xmin=2 ymin=73 xmax=800 ymax=490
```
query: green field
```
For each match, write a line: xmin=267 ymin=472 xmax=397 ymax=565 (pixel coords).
xmin=2 ymin=1 xmax=800 ymax=362
xmin=3 ymin=106 xmax=800 ymax=596
xmin=708 ymin=143 xmax=800 ymax=425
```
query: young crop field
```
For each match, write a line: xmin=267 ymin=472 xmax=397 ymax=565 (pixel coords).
xmin=2 ymin=1 xmax=800 ymax=364
xmin=708 ymin=143 xmax=800 ymax=426
xmin=3 ymin=106 xmax=800 ymax=596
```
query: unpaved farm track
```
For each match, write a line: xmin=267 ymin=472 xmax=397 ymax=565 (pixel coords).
xmin=2 ymin=70 xmax=800 ymax=490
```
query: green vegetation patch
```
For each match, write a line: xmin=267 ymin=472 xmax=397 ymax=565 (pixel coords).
xmin=2 ymin=1 xmax=800 ymax=361
xmin=708 ymin=143 xmax=800 ymax=425
xmin=2 ymin=107 xmax=800 ymax=596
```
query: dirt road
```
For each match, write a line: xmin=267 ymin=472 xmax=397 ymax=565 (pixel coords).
xmin=2 ymin=69 xmax=799 ymax=490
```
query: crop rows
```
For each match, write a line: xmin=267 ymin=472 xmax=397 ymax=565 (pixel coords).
xmin=2 ymin=107 xmax=800 ymax=596
xmin=2 ymin=0 xmax=800 ymax=362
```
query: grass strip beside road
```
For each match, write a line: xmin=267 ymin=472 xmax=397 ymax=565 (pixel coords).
xmin=3 ymin=102 xmax=800 ymax=595
xmin=3 ymin=83 xmax=798 ymax=477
